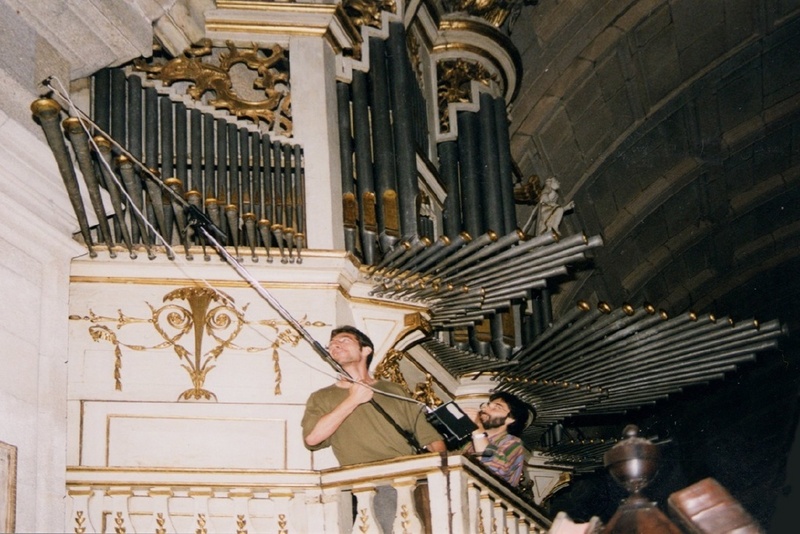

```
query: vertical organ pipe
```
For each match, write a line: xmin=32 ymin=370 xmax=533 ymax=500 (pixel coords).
xmin=368 ymin=37 xmax=399 ymax=253
xmin=93 ymin=68 xmax=111 ymax=132
xmin=283 ymin=143 xmax=295 ymax=262
xmin=175 ymin=102 xmax=188 ymax=184
xmin=438 ymin=141 xmax=461 ymax=239
xmin=214 ymin=118 xmax=228 ymax=242
xmin=225 ymin=122 xmax=241 ymax=257
xmin=294 ymin=144 xmax=305 ymax=262
xmin=478 ymin=92 xmax=503 ymax=235
xmin=494 ymin=96 xmax=516 ymax=234
xmin=271 ymin=141 xmax=285 ymax=260
xmin=351 ymin=70 xmax=377 ymax=264
xmin=190 ymin=108 xmax=201 ymax=194
xmin=110 ymin=69 xmax=127 ymax=146
xmin=457 ymin=112 xmax=482 ymax=237
xmin=336 ymin=81 xmax=357 ymax=255
xmin=387 ymin=22 xmax=419 ymax=239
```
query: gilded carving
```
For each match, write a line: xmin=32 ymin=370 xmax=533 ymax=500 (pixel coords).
xmin=443 ymin=0 xmax=537 ymax=30
xmin=407 ymin=31 xmax=424 ymax=88
xmin=134 ymin=39 xmax=292 ymax=135
xmin=342 ymin=0 xmax=396 ymax=29
xmin=412 ymin=374 xmax=443 ymax=407
xmin=236 ymin=514 xmax=248 ymax=534
xmin=437 ymin=59 xmax=496 ymax=132
xmin=400 ymin=504 xmax=411 ymax=533
xmin=357 ymin=507 xmax=372 ymax=532
xmin=74 ymin=511 xmax=86 ymax=534
xmin=114 ymin=511 xmax=126 ymax=534
xmin=72 ymin=286 xmax=326 ymax=399
xmin=374 ymin=349 xmax=410 ymax=392
xmin=374 ymin=350 xmax=444 ymax=406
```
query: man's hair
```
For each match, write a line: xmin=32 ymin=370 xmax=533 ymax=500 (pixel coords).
xmin=330 ymin=325 xmax=375 ymax=367
xmin=490 ymin=391 xmax=535 ymax=436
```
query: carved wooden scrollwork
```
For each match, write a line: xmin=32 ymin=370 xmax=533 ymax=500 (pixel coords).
xmin=134 ymin=39 xmax=292 ymax=135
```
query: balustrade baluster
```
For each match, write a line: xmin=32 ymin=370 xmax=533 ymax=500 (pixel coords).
xmin=391 ymin=477 xmax=423 ymax=533
xmin=351 ymin=485 xmax=381 ymax=534
xmin=148 ymin=487 xmax=176 ymax=534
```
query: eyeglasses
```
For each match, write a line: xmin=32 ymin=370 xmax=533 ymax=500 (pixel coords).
xmin=480 ymin=401 xmax=510 ymax=415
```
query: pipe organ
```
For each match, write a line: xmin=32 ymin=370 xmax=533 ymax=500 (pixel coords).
xmin=33 ymin=57 xmax=307 ymax=265
xmin=32 ymin=1 xmax=594 ymax=361
xmin=26 ymin=3 xmax=791 ymax=522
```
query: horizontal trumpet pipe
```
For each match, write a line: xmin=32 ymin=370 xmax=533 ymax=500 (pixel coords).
xmin=452 ymin=234 xmax=599 ymax=287
xmin=420 ymin=230 xmax=496 ymax=278
xmin=568 ymin=316 xmax=774 ymax=383
xmin=434 ymin=229 xmax=525 ymax=281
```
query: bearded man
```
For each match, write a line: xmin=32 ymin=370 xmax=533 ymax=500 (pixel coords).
xmin=463 ymin=391 xmax=533 ymax=486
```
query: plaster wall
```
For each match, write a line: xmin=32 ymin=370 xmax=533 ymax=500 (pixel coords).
xmin=0 ymin=109 xmax=84 ymax=532
xmin=66 ymin=255 xmax=427 ymax=474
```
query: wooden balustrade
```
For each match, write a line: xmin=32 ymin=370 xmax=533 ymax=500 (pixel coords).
xmin=66 ymin=454 xmax=552 ymax=533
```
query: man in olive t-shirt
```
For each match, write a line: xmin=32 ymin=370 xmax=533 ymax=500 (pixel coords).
xmin=301 ymin=326 xmax=445 ymax=463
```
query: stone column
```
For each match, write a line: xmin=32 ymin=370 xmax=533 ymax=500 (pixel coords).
xmin=289 ymin=35 xmax=343 ymax=250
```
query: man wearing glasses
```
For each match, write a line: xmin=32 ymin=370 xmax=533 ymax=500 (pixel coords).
xmin=463 ymin=392 xmax=533 ymax=487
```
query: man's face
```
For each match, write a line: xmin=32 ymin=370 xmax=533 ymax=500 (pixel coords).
xmin=479 ymin=399 xmax=512 ymax=430
xmin=327 ymin=333 xmax=369 ymax=365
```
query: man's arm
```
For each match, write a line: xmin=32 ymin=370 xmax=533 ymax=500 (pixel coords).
xmin=425 ymin=440 xmax=447 ymax=453
xmin=304 ymin=382 xmax=373 ymax=447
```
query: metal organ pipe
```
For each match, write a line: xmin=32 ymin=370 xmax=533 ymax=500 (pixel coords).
xmin=62 ymin=117 xmax=115 ymax=257
xmin=190 ymin=109 xmax=202 ymax=194
xmin=457 ymin=111 xmax=483 ymax=238
xmin=439 ymin=141 xmax=461 ymax=239
xmin=37 ymin=68 xmax=306 ymax=261
xmin=294 ymin=145 xmax=305 ymax=263
xmin=93 ymin=136 xmax=136 ymax=258
xmin=93 ymin=69 xmax=111 ymax=132
xmin=478 ymin=92 xmax=504 ymax=236
xmin=30 ymin=98 xmax=97 ymax=257
xmin=351 ymin=70 xmax=377 ymax=264
xmin=110 ymin=69 xmax=127 ymax=145
xmin=387 ymin=22 xmax=419 ymax=239
xmin=282 ymin=143 xmax=295 ymax=263
xmin=336 ymin=81 xmax=357 ymax=256
xmin=494 ymin=96 xmax=517 ymax=244
xmin=116 ymin=154 xmax=155 ymax=259
xmin=368 ymin=37 xmax=399 ymax=254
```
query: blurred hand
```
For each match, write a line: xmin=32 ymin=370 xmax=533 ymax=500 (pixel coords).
xmin=463 ymin=407 xmax=485 ymax=432
xmin=348 ymin=381 xmax=374 ymax=405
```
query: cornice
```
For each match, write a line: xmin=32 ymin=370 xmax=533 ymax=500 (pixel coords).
xmin=206 ymin=1 xmax=361 ymax=54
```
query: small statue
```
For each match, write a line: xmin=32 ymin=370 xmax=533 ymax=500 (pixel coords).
xmin=522 ymin=176 xmax=575 ymax=236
